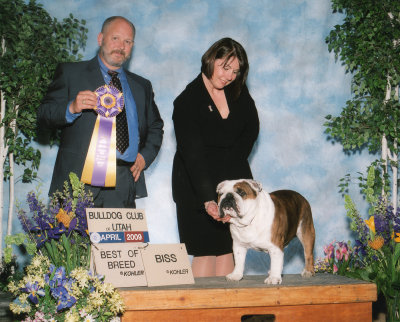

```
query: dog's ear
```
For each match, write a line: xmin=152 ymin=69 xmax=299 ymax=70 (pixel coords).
xmin=247 ymin=179 xmax=262 ymax=192
xmin=216 ymin=180 xmax=227 ymax=193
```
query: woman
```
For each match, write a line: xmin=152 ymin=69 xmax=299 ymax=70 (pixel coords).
xmin=172 ymin=38 xmax=259 ymax=277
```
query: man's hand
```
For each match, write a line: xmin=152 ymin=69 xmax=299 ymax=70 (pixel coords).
xmin=69 ymin=90 xmax=97 ymax=114
xmin=130 ymin=153 xmax=146 ymax=182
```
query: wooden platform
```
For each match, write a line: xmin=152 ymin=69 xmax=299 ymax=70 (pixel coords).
xmin=119 ymin=273 xmax=377 ymax=321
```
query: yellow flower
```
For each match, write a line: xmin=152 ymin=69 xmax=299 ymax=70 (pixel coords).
xmin=365 ymin=216 xmax=375 ymax=234
xmin=65 ymin=309 xmax=80 ymax=322
xmin=9 ymin=303 xmax=24 ymax=314
xmin=98 ymin=282 xmax=115 ymax=295
xmin=31 ymin=256 xmax=43 ymax=268
xmin=9 ymin=301 xmax=30 ymax=314
xmin=368 ymin=235 xmax=384 ymax=250
xmin=70 ymin=282 xmax=83 ymax=298
xmin=394 ymin=232 xmax=400 ymax=243
xmin=109 ymin=292 xmax=125 ymax=314
xmin=18 ymin=293 xmax=28 ymax=304
xmin=56 ymin=208 xmax=74 ymax=228
xmin=89 ymin=290 xmax=104 ymax=307
xmin=8 ymin=281 xmax=19 ymax=295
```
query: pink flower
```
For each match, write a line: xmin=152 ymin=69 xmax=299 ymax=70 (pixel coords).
xmin=336 ymin=248 xmax=342 ymax=261
xmin=333 ymin=264 xmax=338 ymax=273
xmin=324 ymin=242 xmax=335 ymax=259
xmin=336 ymin=242 xmax=349 ymax=262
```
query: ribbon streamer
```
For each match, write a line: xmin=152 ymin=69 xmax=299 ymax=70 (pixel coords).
xmin=81 ymin=85 xmax=124 ymax=187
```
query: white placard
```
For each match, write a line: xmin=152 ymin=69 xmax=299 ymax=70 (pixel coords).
xmin=91 ymin=243 xmax=147 ymax=287
xmin=86 ymin=208 xmax=149 ymax=243
xmin=140 ymin=244 xmax=194 ymax=287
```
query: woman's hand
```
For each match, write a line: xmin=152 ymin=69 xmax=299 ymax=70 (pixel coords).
xmin=205 ymin=201 xmax=231 ymax=223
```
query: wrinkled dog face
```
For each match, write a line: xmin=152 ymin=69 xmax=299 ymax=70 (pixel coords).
xmin=217 ymin=179 xmax=262 ymax=219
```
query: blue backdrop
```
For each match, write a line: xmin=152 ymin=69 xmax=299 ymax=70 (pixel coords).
xmin=9 ymin=0 xmax=375 ymax=274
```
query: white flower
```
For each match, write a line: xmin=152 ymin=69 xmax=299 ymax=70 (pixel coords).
xmin=98 ymin=282 xmax=115 ymax=295
xmin=70 ymin=267 xmax=90 ymax=289
xmin=79 ymin=308 xmax=88 ymax=318
xmin=31 ymin=255 xmax=44 ymax=268
xmin=110 ymin=317 xmax=121 ymax=322
xmin=83 ymin=314 xmax=95 ymax=322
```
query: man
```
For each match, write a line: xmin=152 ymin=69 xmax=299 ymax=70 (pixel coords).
xmin=37 ymin=16 xmax=164 ymax=207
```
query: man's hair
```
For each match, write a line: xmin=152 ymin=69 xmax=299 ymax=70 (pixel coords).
xmin=201 ymin=38 xmax=249 ymax=100
xmin=101 ymin=16 xmax=136 ymax=39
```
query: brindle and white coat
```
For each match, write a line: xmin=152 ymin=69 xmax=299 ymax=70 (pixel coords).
xmin=217 ymin=179 xmax=315 ymax=285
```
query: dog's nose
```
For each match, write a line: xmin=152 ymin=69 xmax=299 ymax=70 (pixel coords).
xmin=220 ymin=193 xmax=234 ymax=207
xmin=219 ymin=193 xmax=237 ymax=218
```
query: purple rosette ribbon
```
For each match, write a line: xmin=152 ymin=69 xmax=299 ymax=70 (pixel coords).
xmin=94 ymin=85 xmax=124 ymax=118
xmin=81 ymin=85 xmax=124 ymax=187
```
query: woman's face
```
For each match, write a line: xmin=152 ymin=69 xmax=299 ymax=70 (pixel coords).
xmin=209 ymin=56 xmax=240 ymax=90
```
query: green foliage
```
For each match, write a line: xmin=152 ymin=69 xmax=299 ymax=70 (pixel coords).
xmin=0 ymin=0 xmax=88 ymax=182
xmin=4 ymin=233 xmax=37 ymax=263
xmin=325 ymin=1 xmax=400 ymax=155
xmin=324 ymin=4 xmax=400 ymax=317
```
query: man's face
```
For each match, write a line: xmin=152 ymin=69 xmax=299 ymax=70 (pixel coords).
xmin=98 ymin=19 xmax=134 ymax=70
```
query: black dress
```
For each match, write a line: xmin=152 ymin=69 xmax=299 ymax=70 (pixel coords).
xmin=172 ymin=74 xmax=259 ymax=256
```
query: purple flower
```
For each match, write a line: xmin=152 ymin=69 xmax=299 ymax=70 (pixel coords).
xmin=354 ymin=240 xmax=367 ymax=258
xmin=51 ymin=286 xmax=76 ymax=311
xmin=374 ymin=215 xmax=387 ymax=235
xmin=54 ymin=266 xmax=66 ymax=283
xmin=47 ymin=224 xmax=67 ymax=240
xmin=67 ymin=217 xmax=77 ymax=236
xmin=32 ymin=232 xmax=47 ymax=248
xmin=17 ymin=209 xmax=35 ymax=234
xmin=21 ymin=282 xmax=45 ymax=305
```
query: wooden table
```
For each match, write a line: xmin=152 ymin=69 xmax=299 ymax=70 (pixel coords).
xmin=119 ymin=274 xmax=377 ymax=321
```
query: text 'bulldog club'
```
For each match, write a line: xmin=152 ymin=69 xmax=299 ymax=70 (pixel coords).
xmin=87 ymin=210 xmax=144 ymax=220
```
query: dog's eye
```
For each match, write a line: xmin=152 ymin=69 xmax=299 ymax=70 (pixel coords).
xmin=237 ymin=189 xmax=246 ymax=197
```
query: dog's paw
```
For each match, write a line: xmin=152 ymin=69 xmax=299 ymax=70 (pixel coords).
xmin=226 ymin=272 xmax=243 ymax=282
xmin=301 ymin=269 xmax=315 ymax=278
xmin=264 ymin=275 xmax=282 ymax=285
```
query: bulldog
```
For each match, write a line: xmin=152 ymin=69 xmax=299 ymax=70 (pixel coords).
xmin=217 ymin=179 xmax=315 ymax=285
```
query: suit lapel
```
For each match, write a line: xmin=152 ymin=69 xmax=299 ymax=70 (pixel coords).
xmin=86 ymin=57 xmax=106 ymax=91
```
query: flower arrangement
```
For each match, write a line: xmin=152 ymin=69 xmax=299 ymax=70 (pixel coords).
xmin=8 ymin=254 xmax=125 ymax=321
xmin=5 ymin=173 xmax=126 ymax=321
xmin=5 ymin=173 xmax=93 ymax=273
xmin=315 ymin=167 xmax=400 ymax=321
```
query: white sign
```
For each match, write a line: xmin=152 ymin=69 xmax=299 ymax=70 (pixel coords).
xmin=140 ymin=244 xmax=194 ymax=287
xmin=90 ymin=243 xmax=147 ymax=287
xmin=86 ymin=208 xmax=149 ymax=243
xmin=87 ymin=208 xmax=149 ymax=287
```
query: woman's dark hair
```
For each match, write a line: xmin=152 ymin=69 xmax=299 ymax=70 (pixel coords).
xmin=201 ymin=38 xmax=249 ymax=100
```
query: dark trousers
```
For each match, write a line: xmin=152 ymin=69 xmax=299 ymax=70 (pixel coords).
xmin=87 ymin=163 xmax=136 ymax=208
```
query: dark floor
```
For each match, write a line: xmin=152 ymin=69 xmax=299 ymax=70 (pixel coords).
xmin=0 ymin=292 xmax=13 ymax=322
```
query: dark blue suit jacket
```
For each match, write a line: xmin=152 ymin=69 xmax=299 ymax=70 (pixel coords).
xmin=37 ymin=57 xmax=164 ymax=198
